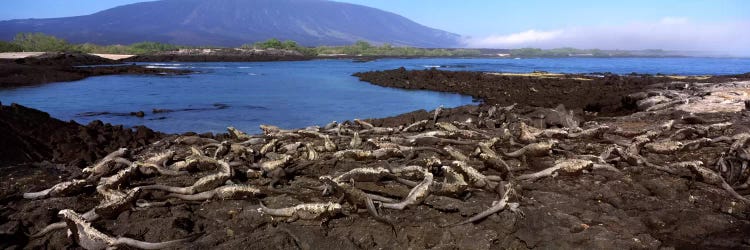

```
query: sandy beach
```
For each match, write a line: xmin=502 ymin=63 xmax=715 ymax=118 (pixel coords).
xmin=0 ymin=52 xmax=45 ymax=59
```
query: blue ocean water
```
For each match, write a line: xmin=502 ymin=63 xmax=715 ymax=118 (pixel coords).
xmin=1 ymin=57 xmax=748 ymax=133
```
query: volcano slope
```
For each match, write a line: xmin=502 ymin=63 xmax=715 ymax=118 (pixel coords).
xmin=2 ymin=70 xmax=750 ymax=249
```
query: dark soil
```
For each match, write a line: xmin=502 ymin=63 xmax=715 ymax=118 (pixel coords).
xmin=0 ymin=53 xmax=191 ymax=88
xmin=2 ymin=69 xmax=750 ymax=249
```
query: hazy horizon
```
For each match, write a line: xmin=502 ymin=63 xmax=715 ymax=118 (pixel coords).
xmin=1 ymin=0 xmax=748 ymax=56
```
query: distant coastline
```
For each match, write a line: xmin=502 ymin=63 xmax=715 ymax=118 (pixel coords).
xmin=0 ymin=52 xmax=190 ymax=88
xmin=2 ymin=51 xmax=747 ymax=89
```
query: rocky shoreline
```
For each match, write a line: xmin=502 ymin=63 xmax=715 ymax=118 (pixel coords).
xmin=0 ymin=53 xmax=191 ymax=88
xmin=2 ymin=69 xmax=750 ymax=249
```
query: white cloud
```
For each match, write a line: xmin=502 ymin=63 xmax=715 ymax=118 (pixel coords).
xmin=464 ymin=18 xmax=750 ymax=56
xmin=659 ymin=17 xmax=689 ymax=25
xmin=470 ymin=30 xmax=563 ymax=47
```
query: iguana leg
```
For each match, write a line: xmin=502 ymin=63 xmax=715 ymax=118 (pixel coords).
xmin=285 ymin=214 xmax=300 ymax=223
xmin=366 ymin=193 xmax=399 ymax=203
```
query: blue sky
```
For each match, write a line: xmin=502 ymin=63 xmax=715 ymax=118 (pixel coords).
xmin=1 ymin=0 xmax=749 ymax=53
xmin=341 ymin=0 xmax=749 ymax=35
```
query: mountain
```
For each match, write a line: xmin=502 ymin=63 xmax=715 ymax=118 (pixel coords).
xmin=0 ymin=0 xmax=461 ymax=48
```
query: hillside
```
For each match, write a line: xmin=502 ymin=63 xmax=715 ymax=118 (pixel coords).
xmin=0 ymin=0 xmax=460 ymax=47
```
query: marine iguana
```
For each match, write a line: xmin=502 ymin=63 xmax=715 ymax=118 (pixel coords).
xmin=140 ymin=159 xmax=233 ymax=195
xmin=257 ymin=154 xmax=292 ymax=173
xmin=167 ymin=148 xmax=225 ymax=172
xmin=450 ymin=161 xmax=497 ymax=189
xmin=442 ymin=129 xmax=488 ymax=140
xmin=213 ymin=141 xmax=231 ymax=159
xmin=297 ymin=129 xmax=325 ymax=139
xmin=367 ymin=139 xmax=447 ymax=156
xmin=94 ymin=186 xmax=142 ymax=218
xmin=476 ymin=138 xmax=501 ymax=158
xmin=324 ymin=121 xmax=338 ymax=130
xmin=260 ymin=124 xmax=286 ymax=134
xmin=430 ymin=166 xmax=469 ymax=197
xmin=175 ymin=135 xmax=219 ymax=145
xmin=135 ymin=161 xmax=188 ymax=176
xmin=645 ymin=138 xmax=712 ymax=154
xmin=350 ymin=132 xmax=362 ymax=149
xmin=227 ymin=126 xmax=253 ymax=140
xmin=443 ymin=146 xmax=470 ymax=162
xmin=333 ymin=167 xmax=396 ymax=183
xmin=502 ymin=140 xmax=557 ymax=158
xmin=644 ymin=160 xmax=697 ymax=176
xmin=446 ymin=182 xmax=522 ymax=226
xmin=23 ymin=179 xmax=89 ymax=199
xmin=82 ymin=148 xmax=129 ymax=178
xmin=418 ymin=156 xmax=439 ymax=170
xmin=354 ymin=119 xmax=375 ymax=129
xmin=567 ymin=125 xmax=611 ymax=139
xmin=403 ymin=120 xmax=430 ymax=132
xmin=388 ymin=165 xmax=428 ymax=180
xmin=372 ymin=148 xmax=404 ymax=160
xmin=643 ymin=140 xmax=685 ymax=154
xmin=325 ymin=123 xmax=355 ymax=137
xmin=318 ymin=176 xmax=394 ymax=225
xmin=260 ymin=139 xmax=279 ymax=155
xmin=304 ymin=143 xmax=319 ymax=161
xmin=435 ymin=122 xmax=459 ymax=132
xmin=478 ymin=153 xmax=513 ymax=179
xmin=30 ymin=209 xmax=100 ymax=238
xmin=669 ymin=127 xmax=706 ymax=140
xmin=59 ymin=209 xmax=195 ymax=250
xmin=333 ymin=149 xmax=374 ymax=161
xmin=620 ymin=133 xmax=658 ymax=165
xmin=323 ymin=135 xmax=338 ymax=152
xmin=679 ymin=161 xmax=750 ymax=203
xmin=433 ymin=105 xmax=444 ymax=123
xmin=98 ymin=164 xmax=139 ymax=190
xmin=317 ymin=167 xmax=402 ymax=199
xmin=729 ymin=133 xmax=750 ymax=155
xmin=280 ymin=141 xmax=302 ymax=154
xmin=167 ymin=185 xmax=261 ymax=201
xmin=359 ymin=127 xmax=398 ymax=135
xmin=517 ymin=122 xmax=538 ymax=143
xmin=517 ymin=159 xmax=594 ymax=181
xmin=381 ymin=171 xmax=433 ymax=210
xmin=143 ymin=150 xmax=174 ymax=168
xmin=257 ymin=201 xmax=342 ymax=222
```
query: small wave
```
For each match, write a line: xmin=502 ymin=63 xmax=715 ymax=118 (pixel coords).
xmin=248 ymin=73 xmax=258 ymax=76
xmin=76 ymin=111 xmax=112 ymax=117
xmin=145 ymin=66 xmax=182 ymax=69
xmin=76 ymin=111 xmax=140 ymax=117
xmin=151 ymin=63 xmax=182 ymax=66
xmin=243 ymin=105 xmax=269 ymax=110
xmin=238 ymin=66 xmax=252 ymax=69
xmin=423 ymin=65 xmax=441 ymax=68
